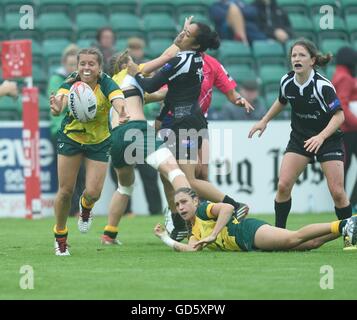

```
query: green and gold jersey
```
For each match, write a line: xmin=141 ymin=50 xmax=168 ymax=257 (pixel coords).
xmin=57 ymin=72 xmax=124 ymax=144
xmin=191 ymin=201 xmax=242 ymax=252
xmin=112 ymin=64 xmax=151 ymax=101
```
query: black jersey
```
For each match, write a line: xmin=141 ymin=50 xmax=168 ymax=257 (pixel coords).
xmin=279 ymin=69 xmax=342 ymax=140
xmin=135 ymin=50 xmax=204 ymax=124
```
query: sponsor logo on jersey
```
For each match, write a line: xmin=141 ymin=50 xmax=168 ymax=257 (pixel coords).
xmin=162 ymin=63 xmax=172 ymax=72
xmin=328 ymin=98 xmax=340 ymax=110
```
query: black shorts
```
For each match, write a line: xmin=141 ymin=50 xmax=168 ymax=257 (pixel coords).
xmin=164 ymin=113 xmax=208 ymax=161
xmin=285 ymin=131 xmax=345 ymax=163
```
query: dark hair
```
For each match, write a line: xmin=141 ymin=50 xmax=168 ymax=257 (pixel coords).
xmin=96 ymin=27 xmax=115 ymax=42
xmin=194 ymin=22 xmax=220 ymax=52
xmin=174 ymin=187 xmax=198 ymax=199
xmin=336 ymin=46 xmax=357 ymax=76
xmin=289 ymin=38 xmax=332 ymax=68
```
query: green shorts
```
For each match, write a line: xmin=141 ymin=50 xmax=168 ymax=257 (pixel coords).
xmin=57 ymin=130 xmax=111 ymax=162
xmin=111 ymin=120 xmax=164 ymax=169
xmin=235 ymin=218 xmax=269 ymax=252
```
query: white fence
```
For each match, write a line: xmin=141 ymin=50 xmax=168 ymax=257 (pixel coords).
xmin=1 ymin=121 xmax=356 ymax=217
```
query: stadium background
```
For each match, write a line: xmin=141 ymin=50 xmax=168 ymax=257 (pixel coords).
xmin=0 ymin=0 xmax=356 ymax=217
xmin=0 ymin=0 xmax=357 ymax=302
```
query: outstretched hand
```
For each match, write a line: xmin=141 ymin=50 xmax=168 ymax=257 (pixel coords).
xmin=1 ymin=80 xmax=18 ymax=99
xmin=154 ymin=223 xmax=166 ymax=238
xmin=118 ymin=107 xmax=130 ymax=124
xmin=50 ymin=93 xmax=64 ymax=116
xmin=127 ymin=57 xmax=140 ymax=77
xmin=248 ymin=120 xmax=267 ymax=138
xmin=235 ymin=97 xmax=254 ymax=113
xmin=193 ymin=234 xmax=217 ymax=249
xmin=183 ymin=15 xmax=194 ymax=31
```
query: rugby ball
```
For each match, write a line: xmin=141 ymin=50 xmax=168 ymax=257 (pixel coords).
xmin=68 ymin=81 xmax=97 ymax=122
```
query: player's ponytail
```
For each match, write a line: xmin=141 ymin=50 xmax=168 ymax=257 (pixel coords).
xmin=114 ymin=50 xmax=130 ymax=74
xmin=194 ymin=22 xmax=221 ymax=52
xmin=315 ymin=53 xmax=333 ymax=67
xmin=289 ymin=38 xmax=332 ymax=68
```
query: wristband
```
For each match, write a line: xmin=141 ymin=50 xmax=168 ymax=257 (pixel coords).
xmin=161 ymin=232 xmax=175 ymax=248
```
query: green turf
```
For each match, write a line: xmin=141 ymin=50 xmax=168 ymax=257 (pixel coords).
xmin=0 ymin=213 xmax=356 ymax=300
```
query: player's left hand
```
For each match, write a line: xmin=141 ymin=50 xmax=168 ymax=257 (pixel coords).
xmin=304 ymin=135 xmax=324 ymax=153
xmin=118 ymin=108 xmax=130 ymax=124
xmin=235 ymin=97 xmax=254 ymax=113
xmin=193 ymin=234 xmax=217 ymax=248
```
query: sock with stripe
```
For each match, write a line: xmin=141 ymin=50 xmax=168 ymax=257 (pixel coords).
xmin=81 ymin=196 xmax=94 ymax=209
xmin=53 ymin=225 xmax=68 ymax=238
xmin=330 ymin=219 xmax=348 ymax=235
xmin=104 ymin=225 xmax=118 ymax=239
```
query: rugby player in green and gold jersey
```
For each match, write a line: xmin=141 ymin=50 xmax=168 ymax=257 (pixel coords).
xmin=154 ymin=188 xmax=357 ymax=252
xmin=50 ymin=47 xmax=128 ymax=255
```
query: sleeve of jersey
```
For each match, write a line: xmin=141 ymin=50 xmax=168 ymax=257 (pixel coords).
xmin=138 ymin=63 xmax=150 ymax=77
xmin=215 ymin=63 xmax=237 ymax=94
xmin=196 ymin=202 xmax=216 ymax=221
xmin=278 ymin=77 xmax=288 ymax=105
xmin=322 ymin=85 xmax=342 ymax=114
xmin=56 ymin=81 xmax=71 ymax=96
xmin=135 ymin=57 xmax=179 ymax=93
xmin=102 ymin=75 xmax=125 ymax=102
xmin=56 ymin=72 xmax=78 ymax=96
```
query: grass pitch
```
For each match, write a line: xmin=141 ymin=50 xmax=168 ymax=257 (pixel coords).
xmin=0 ymin=213 xmax=356 ymax=300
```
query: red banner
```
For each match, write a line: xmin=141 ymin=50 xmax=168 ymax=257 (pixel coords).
xmin=1 ymin=39 xmax=32 ymax=79
xmin=22 ymin=87 xmax=41 ymax=218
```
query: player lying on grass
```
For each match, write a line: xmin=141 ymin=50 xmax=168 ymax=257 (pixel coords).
xmin=154 ymin=187 xmax=357 ymax=252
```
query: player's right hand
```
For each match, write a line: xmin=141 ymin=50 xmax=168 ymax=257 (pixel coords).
xmin=50 ymin=93 xmax=64 ymax=116
xmin=154 ymin=223 xmax=165 ymax=238
xmin=248 ymin=120 xmax=267 ymax=138
xmin=118 ymin=108 xmax=130 ymax=124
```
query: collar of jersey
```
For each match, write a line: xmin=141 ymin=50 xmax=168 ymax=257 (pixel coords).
xmin=293 ymin=69 xmax=315 ymax=95
xmin=178 ymin=50 xmax=196 ymax=55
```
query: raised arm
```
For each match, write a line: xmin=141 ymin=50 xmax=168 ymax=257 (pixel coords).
xmin=141 ymin=45 xmax=179 ymax=75
xmin=140 ymin=16 xmax=193 ymax=75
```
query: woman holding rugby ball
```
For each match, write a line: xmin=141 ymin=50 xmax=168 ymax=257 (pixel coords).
xmin=50 ymin=47 xmax=128 ymax=256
